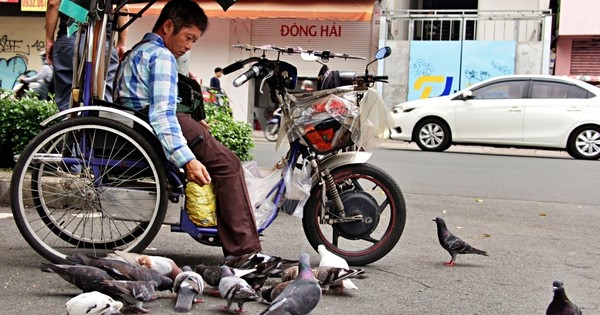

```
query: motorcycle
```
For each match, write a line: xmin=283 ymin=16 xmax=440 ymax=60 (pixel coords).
xmin=222 ymin=44 xmax=406 ymax=265
xmin=263 ymin=107 xmax=282 ymax=141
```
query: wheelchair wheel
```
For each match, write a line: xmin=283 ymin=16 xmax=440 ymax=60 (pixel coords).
xmin=11 ymin=116 xmax=168 ymax=263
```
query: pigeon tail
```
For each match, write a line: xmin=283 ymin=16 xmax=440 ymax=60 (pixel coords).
xmin=467 ymin=247 xmax=488 ymax=256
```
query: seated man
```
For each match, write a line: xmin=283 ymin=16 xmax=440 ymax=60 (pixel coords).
xmin=113 ymin=0 xmax=261 ymax=257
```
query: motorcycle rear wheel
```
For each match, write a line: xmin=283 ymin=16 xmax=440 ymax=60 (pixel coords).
xmin=302 ymin=163 xmax=406 ymax=266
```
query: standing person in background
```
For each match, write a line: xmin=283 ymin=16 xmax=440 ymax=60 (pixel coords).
xmin=210 ymin=67 xmax=222 ymax=91
xmin=45 ymin=0 xmax=128 ymax=111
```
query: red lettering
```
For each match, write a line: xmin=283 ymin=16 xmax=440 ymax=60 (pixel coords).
xmin=280 ymin=25 xmax=289 ymax=36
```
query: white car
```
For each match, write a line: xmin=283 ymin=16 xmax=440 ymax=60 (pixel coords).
xmin=389 ymin=75 xmax=600 ymax=160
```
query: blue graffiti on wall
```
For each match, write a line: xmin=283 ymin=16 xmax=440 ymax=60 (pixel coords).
xmin=0 ymin=56 xmax=32 ymax=90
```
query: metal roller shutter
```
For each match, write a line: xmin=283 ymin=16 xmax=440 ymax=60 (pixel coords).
xmin=250 ymin=19 xmax=373 ymax=77
xmin=570 ymin=39 xmax=600 ymax=76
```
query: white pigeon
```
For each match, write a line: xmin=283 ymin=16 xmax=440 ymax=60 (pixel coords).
xmin=317 ymin=244 xmax=359 ymax=291
xmin=107 ymin=250 xmax=182 ymax=280
xmin=65 ymin=291 xmax=123 ymax=315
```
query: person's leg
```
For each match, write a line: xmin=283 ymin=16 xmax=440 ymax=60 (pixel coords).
xmin=177 ymin=113 xmax=262 ymax=256
xmin=51 ymin=35 xmax=76 ymax=111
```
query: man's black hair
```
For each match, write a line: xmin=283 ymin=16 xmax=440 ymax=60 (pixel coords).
xmin=214 ymin=67 xmax=223 ymax=73
xmin=152 ymin=0 xmax=209 ymax=34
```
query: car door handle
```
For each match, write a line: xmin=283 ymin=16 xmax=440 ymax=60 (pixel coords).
xmin=508 ymin=107 xmax=522 ymax=112
xmin=567 ymin=107 xmax=581 ymax=112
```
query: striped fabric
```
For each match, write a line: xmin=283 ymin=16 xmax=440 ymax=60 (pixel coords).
xmin=115 ymin=32 xmax=195 ymax=168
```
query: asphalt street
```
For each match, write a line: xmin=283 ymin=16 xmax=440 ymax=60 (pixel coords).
xmin=0 ymin=137 xmax=599 ymax=314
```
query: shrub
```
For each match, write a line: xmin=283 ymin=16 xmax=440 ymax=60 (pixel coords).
xmin=0 ymin=89 xmax=59 ymax=158
xmin=0 ymin=88 xmax=254 ymax=165
xmin=204 ymin=103 xmax=254 ymax=162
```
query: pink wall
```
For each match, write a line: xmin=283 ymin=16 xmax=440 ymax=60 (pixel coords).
xmin=558 ymin=0 xmax=600 ymax=35
xmin=554 ymin=37 xmax=572 ymax=75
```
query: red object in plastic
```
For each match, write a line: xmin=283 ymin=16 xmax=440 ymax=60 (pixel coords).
xmin=304 ymin=125 xmax=335 ymax=151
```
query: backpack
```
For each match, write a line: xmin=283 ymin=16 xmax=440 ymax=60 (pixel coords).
xmin=176 ymin=73 xmax=206 ymax=121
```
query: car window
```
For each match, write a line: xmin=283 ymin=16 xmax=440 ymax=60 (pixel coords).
xmin=531 ymin=81 xmax=590 ymax=99
xmin=471 ymin=81 xmax=528 ymax=99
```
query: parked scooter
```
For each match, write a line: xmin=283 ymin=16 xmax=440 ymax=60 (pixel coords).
xmin=263 ymin=107 xmax=282 ymax=141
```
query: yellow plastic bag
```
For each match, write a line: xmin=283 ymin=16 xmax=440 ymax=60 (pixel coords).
xmin=185 ymin=182 xmax=217 ymax=227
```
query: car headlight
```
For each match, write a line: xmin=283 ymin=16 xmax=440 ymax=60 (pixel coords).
xmin=392 ymin=105 xmax=415 ymax=114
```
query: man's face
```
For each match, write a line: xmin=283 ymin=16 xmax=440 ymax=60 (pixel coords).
xmin=162 ymin=19 xmax=202 ymax=59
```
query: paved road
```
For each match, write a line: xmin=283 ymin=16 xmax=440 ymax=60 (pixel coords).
xmin=1 ymin=139 xmax=599 ymax=314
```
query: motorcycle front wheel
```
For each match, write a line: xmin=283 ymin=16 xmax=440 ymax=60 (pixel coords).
xmin=263 ymin=122 xmax=279 ymax=142
xmin=302 ymin=163 xmax=406 ymax=266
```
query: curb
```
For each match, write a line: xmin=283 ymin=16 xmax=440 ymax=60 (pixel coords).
xmin=0 ymin=133 xmax=571 ymax=207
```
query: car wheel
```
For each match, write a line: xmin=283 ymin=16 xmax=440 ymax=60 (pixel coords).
xmin=414 ymin=119 xmax=451 ymax=152
xmin=567 ymin=125 xmax=600 ymax=160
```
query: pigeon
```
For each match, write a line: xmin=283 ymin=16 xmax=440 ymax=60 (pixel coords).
xmin=65 ymin=291 xmax=123 ymax=315
xmin=281 ymin=265 xmax=366 ymax=294
xmin=100 ymin=279 xmax=157 ymax=314
xmin=259 ymin=253 xmax=322 ymax=315
xmin=218 ymin=265 xmax=261 ymax=313
xmin=194 ymin=264 xmax=256 ymax=288
xmin=107 ymin=250 xmax=183 ymax=280
xmin=41 ymin=263 xmax=115 ymax=294
xmin=317 ymin=244 xmax=359 ymax=291
xmin=546 ymin=280 xmax=582 ymax=315
xmin=260 ymin=281 xmax=291 ymax=303
xmin=173 ymin=266 xmax=204 ymax=313
xmin=433 ymin=217 xmax=489 ymax=266
xmin=67 ymin=252 xmax=173 ymax=290
xmin=223 ymin=252 xmax=297 ymax=273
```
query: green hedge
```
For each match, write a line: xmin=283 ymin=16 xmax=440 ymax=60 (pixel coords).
xmin=0 ymin=89 xmax=254 ymax=165
xmin=0 ymin=90 xmax=59 ymax=158
xmin=205 ymin=103 xmax=254 ymax=161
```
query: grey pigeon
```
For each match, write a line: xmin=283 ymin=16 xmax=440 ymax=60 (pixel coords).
xmin=281 ymin=265 xmax=366 ymax=294
xmin=260 ymin=253 xmax=322 ymax=315
xmin=433 ymin=217 xmax=488 ymax=266
xmin=65 ymin=291 xmax=123 ymax=315
xmin=173 ymin=266 xmax=204 ymax=313
xmin=260 ymin=281 xmax=291 ymax=303
xmin=546 ymin=280 xmax=582 ymax=315
xmin=100 ymin=279 xmax=157 ymax=314
xmin=40 ymin=263 xmax=115 ymax=294
xmin=218 ymin=265 xmax=261 ymax=313
xmin=194 ymin=264 xmax=256 ymax=288
xmin=67 ymin=252 xmax=173 ymax=290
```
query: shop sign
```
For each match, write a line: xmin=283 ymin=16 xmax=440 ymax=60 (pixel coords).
xmin=280 ymin=23 xmax=342 ymax=37
xmin=21 ymin=0 xmax=47 ymax=12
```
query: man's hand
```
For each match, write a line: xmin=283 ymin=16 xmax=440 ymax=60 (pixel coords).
xmin=45 ymin=41 xmax=54 ymax=65
xmin=116 ymin=44 xmax=127 ymax=61
xmin=199 ymin=120 xmax=209 ymax=129
xmin=184 ymin=159 xmax=211 ymax=186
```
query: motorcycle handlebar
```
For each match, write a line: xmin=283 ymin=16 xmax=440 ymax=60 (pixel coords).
xmin=222 ymin=61 xmax=244 ymax=75
xmin=233 ymin=64 xmax=263 ymax=87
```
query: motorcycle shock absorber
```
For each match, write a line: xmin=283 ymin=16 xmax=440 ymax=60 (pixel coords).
xmin=321 ymin=168 xmax=345 ymax=217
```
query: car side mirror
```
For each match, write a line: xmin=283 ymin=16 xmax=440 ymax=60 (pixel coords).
xmin=462 ymin=90 xmax=473 ymax=100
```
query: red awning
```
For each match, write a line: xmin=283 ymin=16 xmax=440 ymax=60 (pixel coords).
xmin=129 ymin=0 xmax=375 ymax=22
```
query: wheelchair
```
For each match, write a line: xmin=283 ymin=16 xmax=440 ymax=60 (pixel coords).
xmin=10 ymin=0 xmax=221 ymax=264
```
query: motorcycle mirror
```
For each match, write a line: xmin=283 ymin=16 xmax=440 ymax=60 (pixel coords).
xmin=301 ymin=52 xmax=319 ymax=61
xmin=375 ymin=46 xmax=392 ymax=60
xmin=365 ymin=46 xmax=392 ymax=75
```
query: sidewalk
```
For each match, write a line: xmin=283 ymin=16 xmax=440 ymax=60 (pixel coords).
xmin=0 ymin=131 xmax=570 ymax=207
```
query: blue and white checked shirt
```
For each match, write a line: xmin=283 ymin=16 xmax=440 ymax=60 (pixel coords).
xmin=115 ymin=33 xmax=195 ymax=168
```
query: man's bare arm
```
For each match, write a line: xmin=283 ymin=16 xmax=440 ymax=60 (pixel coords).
xmin=45 ymin=0 xmax=61 ymax=65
